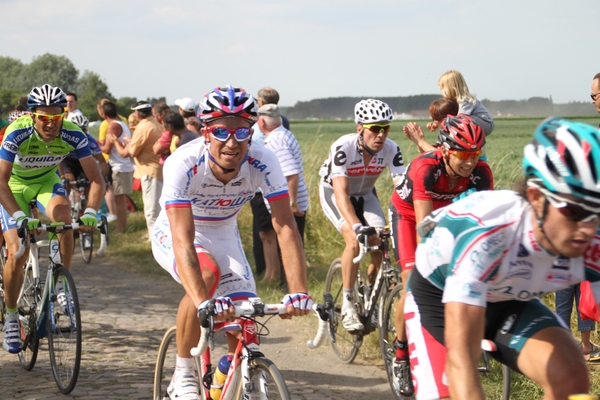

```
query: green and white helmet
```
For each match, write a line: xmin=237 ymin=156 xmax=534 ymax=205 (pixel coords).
xmin=523 ymin=117 xmax=600 ymax=209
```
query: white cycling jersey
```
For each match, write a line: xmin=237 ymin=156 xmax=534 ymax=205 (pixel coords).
xmin=416 ymin=190 xmax=600 ymax=306
xmin=156 ymin=138 xmax=289 ymax=227
xmin=319 ymin=133 xmax=405 ymax=196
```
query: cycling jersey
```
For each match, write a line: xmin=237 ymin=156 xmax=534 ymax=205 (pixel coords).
xmin=0 ymin=115 xmax=92 ymax=182
xmin=319 ymin=133 xmax=405 ymax=196
xmin=389 ymin=149 xmax=493 ymax=270
xmin=406 ymin=190 xmax=600 ymax=400
xmin=152 ymin=140 xmax=289 ymax=302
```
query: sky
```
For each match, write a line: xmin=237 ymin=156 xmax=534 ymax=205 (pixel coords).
xmin=1 ymin=0 xmax=599 ymax=107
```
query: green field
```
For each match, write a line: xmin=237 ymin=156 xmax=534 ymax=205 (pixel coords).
xmin=102 ymin=117 xmax=600 ymax=399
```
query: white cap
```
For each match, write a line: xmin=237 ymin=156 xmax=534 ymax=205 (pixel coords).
xmin=175 ymin=98 xmax=196 ymax=113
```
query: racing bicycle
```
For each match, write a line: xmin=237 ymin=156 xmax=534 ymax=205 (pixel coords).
xmin=154 ymin=298 xmax=291 ymax=400
xmin=308 ymin=227 xmax=400 ymax=364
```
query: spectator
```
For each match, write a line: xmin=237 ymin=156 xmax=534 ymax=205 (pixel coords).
xmin=65 ymin=92 xmax=84 ymax=122
xmin=153 ymin=112 xmax=198 ymax=161
xmin=128 ymin=112 xmax=140 ymax=133
xmin=175 ymin=97 xmax=201 ymax=134
xmin=101 ymin=101 xmax=135 ymax=234
xmin=152 ymin=101 xmax=171 ymax=128
xmin=403 ymin=97 xmax=459 ymax=153
xmin=257 ymin=104 xmax=308 ymax=282
xmin=591 ymin=72 xmax=600 ymax=125
xmin=250 ymin=87 xmax=290 ymax=277
xmin=110 ymin=100 xmax=163 ymax=239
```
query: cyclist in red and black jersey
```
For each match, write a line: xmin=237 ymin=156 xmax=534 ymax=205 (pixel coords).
xmin=388 ymin=115 xmax=493 ymax=397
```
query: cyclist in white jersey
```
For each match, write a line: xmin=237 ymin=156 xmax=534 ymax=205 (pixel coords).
xmin=151 ymin=85 xmax=313 ymax=400
xmin=319 ymin=99 xmax=405 ymax=331
xmin=406 ymin=117 xmax=600 ymax=400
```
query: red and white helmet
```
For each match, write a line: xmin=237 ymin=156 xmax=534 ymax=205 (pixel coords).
xmin=354 ymin=99 xmax=393 ymax=124
xmin=439 ymin=114 xmax=485 ymax=151
xmin=198 ymin=85 xmax=258 ymax=124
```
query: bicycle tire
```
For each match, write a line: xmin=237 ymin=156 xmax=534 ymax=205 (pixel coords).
xmin=80 ymin=231 xmax=93 ymax=264
xmin=0 ymin=244 xmax=6 ymax=326
xmin=47 ymin=265 xmax=82 ymax=394
xmin=380 ymin=284 xmax=414 ymax=400
xmin=153 ymin=326 xmax=178 ymax=400
xmin=18 ymin=254 xmax=40 ymax=371
xmin=324 ymin=258 xmax=361 ymax=364
xmin=233 ymin=357 xmax=291 ymax=400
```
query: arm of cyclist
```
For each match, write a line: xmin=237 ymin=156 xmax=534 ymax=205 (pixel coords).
xmin=78 ymin=155 xmax=106 ymax=229
xmin=58 ymin=162 xmax=76 ymax=186
xmin=94 ymin=153 xmax=110 ymax=179
xmin=414 ymin=199 xmax=433 ymax=242
xmin=445 ymin=301 xmax=487 ymax=400
xmin=269 ymin=197 xmax=312 ymax=317
xmin=0 ymin=159 xmax=39 ymax=232
xmin=166 ymin=205 xmax=234 ymax=321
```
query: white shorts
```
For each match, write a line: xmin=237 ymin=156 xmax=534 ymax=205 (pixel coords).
xmin=319 ymin=184 xmax=386 ymax=232
xmin=151 ymin=217 xmax=256 ymax=302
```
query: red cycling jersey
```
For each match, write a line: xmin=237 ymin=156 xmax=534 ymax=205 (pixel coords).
xmin=389 ymin=148 xmax=493 ymax=270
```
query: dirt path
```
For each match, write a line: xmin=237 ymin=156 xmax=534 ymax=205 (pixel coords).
xmin=0 ymin=253 xmax=394 ymax=400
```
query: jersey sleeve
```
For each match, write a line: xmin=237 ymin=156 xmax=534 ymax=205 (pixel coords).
xmin=328 ymin=139 xmax=351 ymax=180
xmin=160 ymin=148 xmax=195 ymax=210
xmin=385 ymin=140 xmax=405 ymax=180
xmin=253 ymin=147 xmax=289 ymax=203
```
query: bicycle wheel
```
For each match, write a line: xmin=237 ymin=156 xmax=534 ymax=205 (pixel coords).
xmin=233 ymin=357 xmax=291 ymax=400
xmin=324 ymin=258 xmax=361 ymax=364
xmin=47 ymin=265 xmax=82 ymax=394
xmin=502 ymin=364 xmax=511 ymax=400
xmin=80 ymin=231 xmax=93 ymax=264
xmin=153 ymin=326 xmax=178 ymax=400
xmin=18 ymin=255 xmax=40 ymax=371
xmin=380 ymin=284 xmax=413 ymax=400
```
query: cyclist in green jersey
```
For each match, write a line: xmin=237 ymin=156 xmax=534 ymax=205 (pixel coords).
xmin=0 ymin=84 xmax=105 ymax=354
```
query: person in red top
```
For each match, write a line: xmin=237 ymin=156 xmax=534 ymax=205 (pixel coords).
xmin=388 ymin=114 xmax=493 ymax=397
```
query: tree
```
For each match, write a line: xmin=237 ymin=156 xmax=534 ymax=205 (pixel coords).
xmin=0 ymin=56 xmax=26 ymax=92
xmin=76 ymin=71 xmax=113 ymax=120
xmin=24 ymin=53 xmax=79 ymax=93
xmin=116 ymin=97 xmax=138 ymax=119
xmin=0 ymin=89 xmax=26 ymax=115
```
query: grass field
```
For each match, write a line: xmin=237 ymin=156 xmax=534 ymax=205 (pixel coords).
xmin=100 ymin=117 xmax=600 ymax=399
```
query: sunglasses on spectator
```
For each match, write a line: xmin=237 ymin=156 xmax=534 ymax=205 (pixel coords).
xmin=591 ymin=92 xmax=600 ymax=101
xmin=32 ymin=112 xmax=64 ymax=123
xmin=206 ymin=126 xmax=253 ymax=142
xmin=362 ymin=123 xmax=391 ymax=133
xmin=448 ymin=149 xmax=482 ymax=160
xmin=545 ymin=192 xmax=600 ymax=223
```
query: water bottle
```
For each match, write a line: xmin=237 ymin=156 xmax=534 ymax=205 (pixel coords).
xmin=210 ymin=354 xmax=232 ymax=400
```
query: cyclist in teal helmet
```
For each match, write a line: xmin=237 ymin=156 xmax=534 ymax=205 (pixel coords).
xmin=403 ymin=118 xmax=600 ymax=399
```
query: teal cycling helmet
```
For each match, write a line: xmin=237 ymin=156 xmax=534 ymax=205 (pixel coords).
xmin=523 ymin=117 xmax=600 ymax=208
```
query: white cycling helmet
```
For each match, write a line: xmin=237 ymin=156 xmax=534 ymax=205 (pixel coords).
xmin=27 ymin=84 xmax=68 ymax=109
xmin=70 ymin=114 xmax=89 ymax=131
xmin=354 ymin=99 xmax=393 ymax=124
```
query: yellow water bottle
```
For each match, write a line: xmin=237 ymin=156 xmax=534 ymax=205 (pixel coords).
xmin=210 ymin=354 xmax=232 ymax=400
xmin=569 ymin=395 xmax=600 ymax=400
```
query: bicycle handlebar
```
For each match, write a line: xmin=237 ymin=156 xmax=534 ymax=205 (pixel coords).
xmin=353 ymin=228 xmax=382 ymax=264
xmin=307 ymin=293 xmax=336 ymax=349
xmin=191 ymin=298 xmax=288 ymax=357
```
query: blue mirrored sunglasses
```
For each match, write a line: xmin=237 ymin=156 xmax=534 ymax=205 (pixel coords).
xmin=207 ymin=126 xmax=253 ymax=142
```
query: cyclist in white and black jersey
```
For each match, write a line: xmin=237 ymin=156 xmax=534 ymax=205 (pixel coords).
xmin=319 ymin=99 xmax=405 ymax=332
xmin=151 ymin=85 xmax=313 ymax=400
xmin=406 ymin=118 xmax=600 ymax=400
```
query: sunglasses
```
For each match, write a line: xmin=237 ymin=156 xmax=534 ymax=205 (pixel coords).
xmin=206 ymin=126 xmax=253 ymax=142
xmin=545 ymin=193 xmax=600 ymax=223
xmin=32 ymin=112 xmax=64 ymax=123
xmin=591 ymin=92 xmax=600 ymax=101
xmin=448 ymin=149 xmax=482 ymax=160
xmin=362 ymin=123 xmax=391 ymax=134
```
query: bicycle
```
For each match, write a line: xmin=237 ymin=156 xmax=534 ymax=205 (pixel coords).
xmin=0 ymin=216 xmax=108 ymax=394
xmin=153 ymin=297 xmax=291 ymax=400
xmin=65 ymin=177 xmax=107 ymax=263
xmin=307 ymin=227 xmax=399 ymax=364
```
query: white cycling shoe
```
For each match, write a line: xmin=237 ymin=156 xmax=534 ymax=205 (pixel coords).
xmin=342 ymin=308 xmax=364 ymax=332
xmin=166 ymin=369 xmax=201 ymax=400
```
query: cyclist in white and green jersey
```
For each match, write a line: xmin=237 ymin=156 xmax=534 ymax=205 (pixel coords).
xmin=406 ymin=118 xmax=600 ymax=400
xmin=0 ymin=84 xmax=105 ymax=354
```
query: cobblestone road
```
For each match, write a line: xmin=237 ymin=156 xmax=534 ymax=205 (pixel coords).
xmin=0 ymin=253 xmax=394 ymax=400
